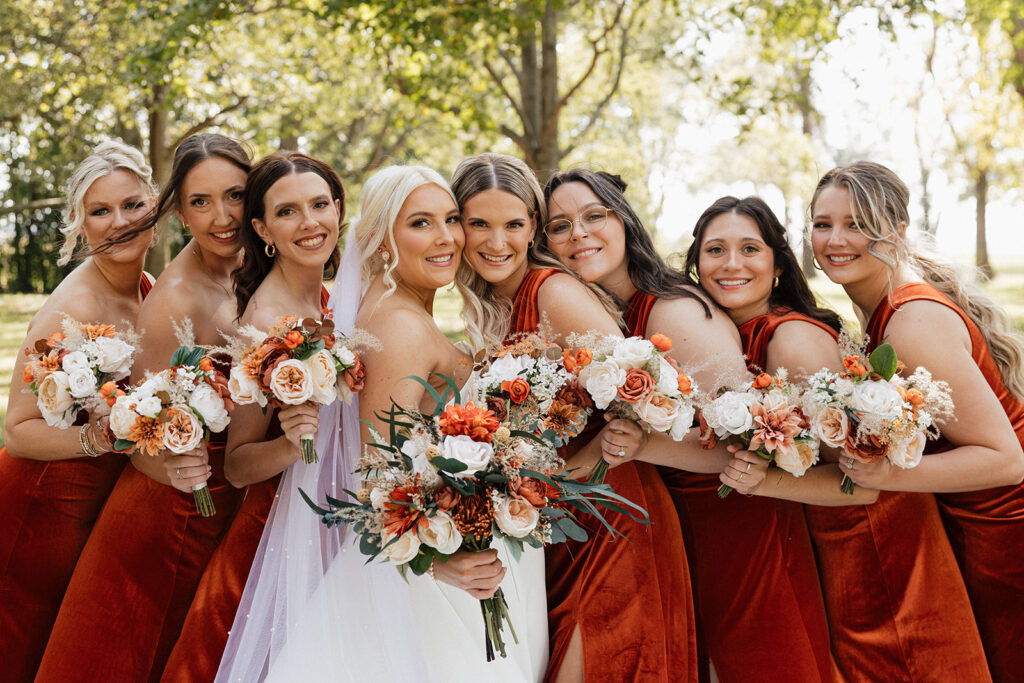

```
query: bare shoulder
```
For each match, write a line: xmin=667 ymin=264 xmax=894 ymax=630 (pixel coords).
xmin=536 ymin=272 xmax=619 ymax=338
xmin=767 ymin=320 xmax=841 ymax=375
xmin=882 ymin=298 xmax=970 ymax=351
xmin=649 ymin=295 xmax=741 ymax=348
xmin=771 ymin=319 xmax=838 ymax=348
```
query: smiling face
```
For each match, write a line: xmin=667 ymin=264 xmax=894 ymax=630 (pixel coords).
xmin=545 ymin=181 xmax=628 ymax=288
xmin=178 ymin=156 xmax=247 ymax=259
xmin=390 ymin=183 xmax=464 ymax=291
xmin=697 ymin=211 xmax=780 ymax=324
xmin=461 ymin=188 xmax=536 ymax=294
xmin=810 ymin=184 xmax=893 ymax=290
xmin=252 ymin=171 xmax=340 ymax=269
xmin=80 ymin=169 xmax=155 ymax=262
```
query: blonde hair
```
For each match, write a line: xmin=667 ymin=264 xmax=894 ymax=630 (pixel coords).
xmin=451 ymin=153 xmax=618 ymax=351
xmin=811 ymin=161 xmax=1024 ymax=399
xmin=59 ymin=140 xmax=157 ymax=265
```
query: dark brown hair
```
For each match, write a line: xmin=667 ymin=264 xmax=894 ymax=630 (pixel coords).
xmin=233 ymin=151 xmax=344 ymax=317
xmin=684 ymin=195 xmax=840 ymax=332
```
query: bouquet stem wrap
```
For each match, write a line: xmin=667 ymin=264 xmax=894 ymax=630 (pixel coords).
xmin=300 ymin=432 xmax=318 ymax=465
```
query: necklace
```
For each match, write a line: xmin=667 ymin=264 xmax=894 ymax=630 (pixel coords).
xmin=192 ymin=243 xmax=233 ymax=299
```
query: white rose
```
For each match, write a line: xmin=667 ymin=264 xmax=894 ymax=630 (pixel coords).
xmin=890 ymin=430 xmax=927 ymax=469
xmin=228 ymin=368 xmax=267 ymax=407
xmin=485 ymin=354 xmax=532 ymax=385
xmin=269 ymin=359 xmax=314 ymax=405
xmin=579 ymin=360 xmax=627 ymax=410
xmin=135 ymin=395 xmax=163 ymax=419
xmin=92 ymin=336 xmax=134 ymax=378
xmin=494 ymin=493 xmax=540 ymax=538
xmin=611 ymin=337 xmax=656 ymax=368
xmin=655 ymin=357 xmax=679 ymax=397
xmin=439 ymin=434 xmax=493 ymax=477
xmin=417 ymin=511 xmax=463 ymax=554
xmin=40 ymin=407 xmax=75 ymax=429
xmin=402 ymin=439 xmax=441 ymax=488
xmin=61 ymin=351 xmax=90 ymax=374
xmin=382 ymin=530 xmax=421 ymax=565
xmin=37 ymin=371 xmax=74 ymax=416
xmin=775 ymin=439 xmax=819 ymax=476
xmin=369 ymin=486 xmax=390 ymax=511
xmin=67 ymin=370 xmax=98 ymax=399
xmin=332 ymin=345 xmax=355 ymax=367
xmin=849 ymin=380 xmax=903 ymax=420
xmin=162 ymin=404 xmax=204 ymax=454
xmin=671 ymin=404 xmax=696 ymax=441
xmin=109 ymin=394 xmax=137 ymax=439
xmin=704 ymin=391 xmax=756 ymax=436
xmin=636 ymin=394 xmax=680 ymax=434
xmin=139 ymin=372 xmax=173 ymax=397
xmin=189 ymin=383 xmax=230 ymax=433
xmin=305 ymin=349 xmax=339 ymax=404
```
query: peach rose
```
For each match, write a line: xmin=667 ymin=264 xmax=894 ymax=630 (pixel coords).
xmin=510 ymin=476 xmax=548 ymax=509
xmin=269 ymin=359 xmax=314 ymax=405
xmin=162 ymin=405 xmax=204 ymax=454
xmin=844 ymin=431 xmax=889 ymax=464
xmin=617 ymin=368 xmax=655 ymax=404
xmin=811 ymin=405 xmax=849 ymax=448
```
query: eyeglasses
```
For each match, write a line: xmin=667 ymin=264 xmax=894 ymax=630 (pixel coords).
xmin=543 ymin=206 xmax=610 ymax=244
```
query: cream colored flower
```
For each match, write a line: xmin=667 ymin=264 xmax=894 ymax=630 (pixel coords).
xmin=382 ymin=530 xmax=421 ymax=565
xmin=109 ymin=394 xmax=137 ymax=439
xmin=811 ymin=405 xmax=849 ymax=448
xmin=417 ymin=511 xmax=463 ymax=554
xmin=890 ymin=430 xmax=927 ymax=469
xmin=189 ymin=383 xmax=230 ymax=433
xmin=269 ymin=359 xmax=314 ymax=405
xmin=305 ymin=349 xmax=338 ymax=404
xmin=493 ymin=493 xmax=540 ymax=538
xmin=775 ymin=439 xmax=819 ymax=476
xmin=579 ymin=360 xmax=627 ymax=410
xmin=162 ymin=405 xmax=204 ymax=454
xmin=37 ymin=371 xmax=74 ymax=416
xmin=228 ymin=367 xmax=267 ymax=407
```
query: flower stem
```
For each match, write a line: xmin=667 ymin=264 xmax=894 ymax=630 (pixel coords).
xmin=192 ymin=482 xmax=216 ymax=517
xmin=840 ymin=474 xmax=856 ymax=495
xmin=587 ymin=458 xmax=609 ymax=484
xmin=300 ymin=432 xmax=318 ymax=464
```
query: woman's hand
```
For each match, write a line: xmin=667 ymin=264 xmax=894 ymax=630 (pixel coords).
xmin=719 ymin=445 xmax=768 ymax=495
xmin=431 ymin=548 xmax=506 ymax=599
xmin=597 ymin=416 xmax=645 ymax=469
xmin=278 ymin=402 xmax=320 ymax=452
xmin=842 ymin=449 xmax=895 ymax=490
xmin=164 ymin=446 xmax=212 ymax=493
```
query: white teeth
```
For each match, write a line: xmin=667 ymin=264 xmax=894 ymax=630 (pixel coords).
xmin=297 ymin=235 xmax=325 ymax=247
xmin=480 ymin=253 xmax=511 ymax=263
xmin=829 ymin=255 xmax=857 ymax=263
xmin=213 ymin=229 xmax=238 ymax=239
xmin=426 ymin=255 xmax=451 ymax=263
xmin=573 ymin=248 xmax=599 ymax=259
xmin=717 ymin=279 xmax=749 ymax=286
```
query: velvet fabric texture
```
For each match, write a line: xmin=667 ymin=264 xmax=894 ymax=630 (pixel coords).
xmin=628 ymin=293 xmax=834 ymax=683
xmin=510 ymin=269 xmax=697 ymax=683
xmin=744 ymin=307 xmax=990 ymax=682
xmin=0 ymin=277 xmax=153 ymax=682
xmin=868 ymin=283 xmax=1024 ymax=682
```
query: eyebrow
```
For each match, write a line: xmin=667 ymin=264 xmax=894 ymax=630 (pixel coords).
xmin=85 ymin=194 xmax=143 ymax=210
xmin=547 ymin=201 xmax=602 ymax=221
xmin=271 ymin=194 xmax=330 ymax=211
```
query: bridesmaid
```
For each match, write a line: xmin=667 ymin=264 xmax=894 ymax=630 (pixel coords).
xmin=451 ymin=153 xmax=697 ymax=683
xmin=541 ymin=170 xmax=834 ymax=683
xmin=35 ymin=134 xmax=252 ymax=681
xmin=812 ymin=161 xmax=1023 ymax=681
xmin=160 ymin=151 xmax=337 ymax=681
xmin=0 ymin=140 xmax=156 ymax=680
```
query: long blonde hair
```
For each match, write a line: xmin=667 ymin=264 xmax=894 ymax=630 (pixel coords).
xmin=451 ymin=153 xmax=618 ymax=351
xmin=811 ymin=161 xmax=1024 ymax=399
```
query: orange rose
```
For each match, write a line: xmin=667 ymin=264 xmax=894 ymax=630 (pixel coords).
xmin=343 ymin=355 xmax=366 ymax=393
xmin=323 ymin=333 xmax=336 ymax=350
xmin=554 ymin=379 xmax=593 ymax=410
xmin=435 ymin=485 xmax=459 ymax=511
xmin=562 ymin=349 xmax=578 ymax=374
xmin=650 ymin=333 xmax=673 ymax=352
xmin=22 ymin=363 xmax=36 ymax=384
xmin=574 ymin=348 xmax=593 ymax=369
xmin=283 ymin=330 xmax=304 ymax=350
xmin=617 ymin=368 xmax=655 ymax=404
xmin=845 ymin=431 xmax=889 ymax=464
xmin=905 ymin=388 xmax=924 ymax=405
xmin=698 ymin=410 xmax=718 ymax=449
xmin=752 ymin=373 xmax=773 ymax=389
xmin=510 ymin=476 xmax=548 ymax=509
xmin=198 ymin=357 xmax=214 ymax=373
xmin=677 ymin=373 xmax=693 ymax=395
xmin=501 ymin=377 xmax=531 ymax=404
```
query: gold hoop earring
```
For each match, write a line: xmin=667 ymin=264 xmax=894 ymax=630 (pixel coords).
xmin=811 ymin=257 xmax=823 ymax=272
xmin=264 ymin=242 xmax=276 ymax=258
xmin=528 ymin=239 xmax=535 ymax=248
xmin=182 ymin=222 xmax=191 ymax=235
xmin=773 ymin=276 xmax=779 ymax=289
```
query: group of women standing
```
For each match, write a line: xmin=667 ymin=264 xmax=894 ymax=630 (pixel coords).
xmin=1 ymin=132 xmax=1022 ymax=683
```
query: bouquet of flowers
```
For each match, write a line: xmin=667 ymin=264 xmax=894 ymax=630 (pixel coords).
xmin=801 ymin=343 xmax=953 ymax=494
xmin=108 ymin=345 xmax=233 ymax=516
xmin=700 ymin=370 xmax=819 ymax=498
xmin=574 ymin=332 xmax=698 ymax=483
xmin=21 ymin=316 xmax=138 ymax=429
xmin=226 ymin=315 xmax=369 ymax=464
xmin=302 ymin=369 xmax=648 ymax=662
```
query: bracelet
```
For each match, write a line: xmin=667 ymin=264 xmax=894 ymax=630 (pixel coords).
xmin=79 ymin=424 xmax=102 ymax=458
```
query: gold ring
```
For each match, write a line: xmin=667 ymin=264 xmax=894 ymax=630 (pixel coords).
xmin=738 ymin=472 xmax=745 ymax=483
xmin=846 ymin=457 xmax=855 ymax=469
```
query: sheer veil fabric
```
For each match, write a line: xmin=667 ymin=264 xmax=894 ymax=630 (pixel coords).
xmin=216 ymin=225 xmax=547 ymax=681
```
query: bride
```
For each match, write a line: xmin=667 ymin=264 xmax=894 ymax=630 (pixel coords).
xmin=217 ymin=165 xmax=547 ymax=681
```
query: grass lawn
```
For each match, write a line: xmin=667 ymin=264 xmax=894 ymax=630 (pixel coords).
xmin=2 ymin=264 xmax=1021 ymax=446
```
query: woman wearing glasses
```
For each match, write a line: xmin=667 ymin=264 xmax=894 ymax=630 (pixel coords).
xmin=451 ymin=153 xmax=698 ymax=683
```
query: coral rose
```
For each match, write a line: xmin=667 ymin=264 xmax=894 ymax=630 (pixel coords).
xmin=501 ymin=377 xmax=531 ymax=404
xmin=844 ymin=431 xmax=889 ymax=463
xmin=650 ymin=333 xmax=672 ymax=352
xmin=283 ymin=330 xmax=305 ymax=350
xmin=752 ymin=373 xmax=773 ymax=389
xmin=617 ymin=368 xmax=655 ymax=404
xmin=510 ymin=476 xmax=548 ymax=509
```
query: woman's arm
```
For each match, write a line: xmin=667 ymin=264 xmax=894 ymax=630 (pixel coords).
xmin=723 ymin=449 xmax=879 ymax=505
xmin=223 ymin=402 xmax=314 ymax=488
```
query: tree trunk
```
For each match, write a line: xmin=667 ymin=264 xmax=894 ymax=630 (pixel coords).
xmin=145 ymin=83 xmax=175 ymax=276
xmin=975 ymin=168 xmax=993 ymax=279
xmin=797 ymin=68 xmax=816 ymax=279
xmin=534 ymin=1 xmax=560 ymax=182
xmin=279 ymin=112 xmax=301 ymax=151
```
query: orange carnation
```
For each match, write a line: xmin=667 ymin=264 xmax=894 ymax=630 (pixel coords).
xmin=752 ymin=373 xmax=773 ymax=389
xmin=438 ymin=402 xmax=499 ymax=442
xmin=283 ymin=330 xmax=304 ymax=350
xmin=501 ymin=377 xmax=531 ymax=404
xmin=650 ymin=333 xmax=673 ymax=352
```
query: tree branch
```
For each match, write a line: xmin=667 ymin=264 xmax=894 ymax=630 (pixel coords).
xmin=172 ymin=96 xmax=250 ymax=148
xmin=0 ymin=197 xmax=64 ymax=217
xmin=483 ymin=59 xmax=531 ymax=135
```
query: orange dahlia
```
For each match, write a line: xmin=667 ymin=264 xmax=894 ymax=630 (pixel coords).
xmin=438 ymin=402 xmax=499 ymax=443
xmin=382 ymin=486 xmax=428 ymax=537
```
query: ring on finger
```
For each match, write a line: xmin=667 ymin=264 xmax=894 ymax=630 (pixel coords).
xmin=617 ymin=449 xmax=626 ymax=457
xmin=745 ymin=462 xmax=751 ymax=473
xmin=846 ymin=457 xmax=856 ymax=469
xmin=738 ymin=472 xmax=745 ymax=482
xmin=176 ymin=468 xmax=183 ymax=479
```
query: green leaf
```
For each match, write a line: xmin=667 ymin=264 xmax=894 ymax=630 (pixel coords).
xmin=430 ymin=456 xmax=469 ymax=473
xmin=113 ymin=438 xmax=136 ymax=452
xmin=298 ymin=487 xmax=331 ymax=515
xmin=169 ymin=346 xmax=191 ymax=366
xmin=408 ymin=551 xmax=433 ymax=575
xmin=869 ymin=343 xmax=899 ymax=380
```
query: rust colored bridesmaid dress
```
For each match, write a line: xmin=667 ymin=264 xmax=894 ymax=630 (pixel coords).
xmin=743 ymin=307 xmax=989 ymax=682
xmin=867 ymin=283 xmax=1024 ymax=682
xmin=0 ymin=277 xmax=153 ymax=682
xmin=511 ymin=269 xmax=697 ymax=683
xmin=627 ymin=294 xmax=834 ymax=683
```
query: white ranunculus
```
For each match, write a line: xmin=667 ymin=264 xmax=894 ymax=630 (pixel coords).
xmin=417 ymin=511 xmax=463 ymax=554
xmin=671 ymin=404 xmax=696 ymax=441
xmin=579 ymin=360 xmax=627 ymax=410
xmin=439 ymin=434 xmax=493 ymax=477
xmin=92 ymin=336 xmax=134 ymax=378
xmin=162 ymin=404 xmax=204 ymax=454
xmin=61 ymin=350 xmax=91 ymax=374
xmin=189 ymin=383 xmax=230 ymax=433
xmin=109 ymin=394 xmax=137 ymax=439
xmin=704 ymin=391 xmax=756 ymax=436
xmin=493 ymin=493 xmax=540 ymax=538
xmin=636 ymin=394 xmax=679 ymax=434
xmin=611 ymin=337 xmax=656 ymax=368
xmin=485 ymin=353 xmax=533 ymax=385
xmin=655 ymin=357 xmax=679 ymax=397
xmin=37 ymin=371 xmax=74 ymax=416
xmin=134 ymin=396 xmax=163 ymax=419
xmin=890 ymin=430 xmax=927 ymax=469
xmin=849 ymin=380 xmax=903 ymax=420
xmin=402 ymin=439 xmax=441 ymax=488
xmin=332 ymin=345 xmax=355 ymax=367
xmin=305 ymin=349 xmax=339 ymax=404
xmin=269 ymin=359 xmax=314 ymax=405
xmin=382 ymin=530 xmax=421 ymax=565
xmin=66 ymin=370 xmax=98 ymax=399
xmin=228 ymin=368 xmax=266 ymax=407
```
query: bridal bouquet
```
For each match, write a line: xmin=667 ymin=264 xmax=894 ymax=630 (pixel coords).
xmin=801 ymin=343 xmax=953 ymax=494
xmin=574 ymin=333 xmax=698 ymax=483
xmin=700 ymin=370 xmax=819 ymax=498
xmin=108 ymin=346 xmax=233 ymax=516
xmin=226 ymin=315 xmax=368 ymax=464
xmin=21 ymin=316 xmax=138 ymax=429
xmin=302 ymin=373 xmax=648 ymax=662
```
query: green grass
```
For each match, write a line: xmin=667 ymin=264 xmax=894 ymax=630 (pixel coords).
xmin=0 ymin=294 xmax=46 ymax=446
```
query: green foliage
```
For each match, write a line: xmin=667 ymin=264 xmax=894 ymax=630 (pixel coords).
xmin=869 ymin=342 xmax=899 ymax=381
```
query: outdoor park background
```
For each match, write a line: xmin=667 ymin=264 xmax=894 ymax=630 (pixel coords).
xmin=2 ymin=0 xmax=1024 ymax=442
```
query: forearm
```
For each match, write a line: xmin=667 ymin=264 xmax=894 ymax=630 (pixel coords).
xmin=758 ymin=464 xmax=878 ymax=506
xmin=224 ymin=435 xmax=298 ymax=487
xmin=638 ymin=431 xmax=732 ymax=473
xmin=879 ymin=446 xmax=1024 ymax=493
xmin=558 ymin=437 xmax=604 ymax=480
xmin=5 ymin=418 xmax=95 ymax=461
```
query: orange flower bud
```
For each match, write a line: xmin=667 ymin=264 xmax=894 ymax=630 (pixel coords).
xmin=198 ymin=357 xmax=214 ymax=372
xmin=283 ymin=330 xmax=304 ymax=350
xmin=22 ymin=364 xmax=36 ymax=384
xmin=906 ymin=388 xmax=924 ymax=405
xmin=650 ymin=333 xmax=673 ymax=352
xmin=47 ymin=332 xmax=65 ymax=348
xmin=677 ymin=373 xmax=693 ymax=395
xmin=562 ymin=349 xmax=578 ymax=373
xmin=753 ymin=373 xmax=773 ymax=389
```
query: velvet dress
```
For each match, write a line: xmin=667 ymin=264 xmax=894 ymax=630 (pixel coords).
xmin=0 ymin=276 xmax=153 ymax=682
xmin=628 ymin=293 xmax=834 ymax=683
xmin=510 ymin=269 xmax=697 ymax=683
